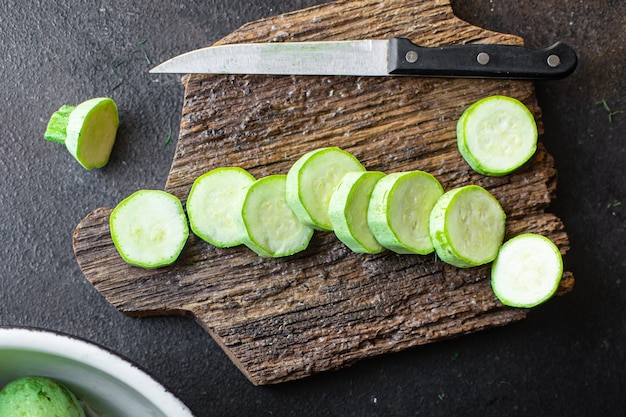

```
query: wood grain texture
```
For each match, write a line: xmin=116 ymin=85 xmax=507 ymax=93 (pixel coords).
xmin=73 ymin=0 xmax=575 ymax=385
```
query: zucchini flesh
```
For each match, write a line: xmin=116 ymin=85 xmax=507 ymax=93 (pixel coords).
xmin=457 ymin=95 xmax=537 ymax=176
xmin=286 ymin=147 xmax=365 ymax=231
xmin=186 ymin=167 xmax=255 ymax=248
xmin=429 ymin=185 xmax=506 ymax=268
xmin=329 ymin=171 xmax=385 ymax=254
xmin=491 ymin=233 xmax=563 ymax=308
xmin=367 ymin=171 xmax=444 ymax=255
xmin=44 ymin=97 xmax=119 ymax=169
xmin=110 ymin=190 xmax=189 ymax=268
xmin=241 ymin=175 xmax=314 ymax=258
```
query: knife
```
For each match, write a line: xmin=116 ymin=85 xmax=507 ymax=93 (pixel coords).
xmin=150 ymin=38 xmax=577 ymax=79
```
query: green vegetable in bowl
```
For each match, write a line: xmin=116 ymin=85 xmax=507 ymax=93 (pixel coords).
xmin=44 ymin=97 xmax=119 ymax=170
xmin=0 ymin=376 xmax=86 ymax=417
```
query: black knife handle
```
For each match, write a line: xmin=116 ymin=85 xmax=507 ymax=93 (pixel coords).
xmin=387 ymin=38 xmax=577 ymax=79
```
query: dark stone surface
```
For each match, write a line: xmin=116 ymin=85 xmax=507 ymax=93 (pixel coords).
xmin=1 ymin=0 xmax=624 ymax=416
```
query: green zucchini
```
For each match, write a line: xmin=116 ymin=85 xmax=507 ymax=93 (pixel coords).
xmin=0 ymin=376 xmax=86 ymax=417
xmin=286 ymin=147 xmax=365 ymax=231
xmin=186 ymin=167 xmax=256 ymax=248
xmin=45 ymin=97 xmax=119 ymax=169
xmin=110 ymin=190 xmax=189 ymax=268
xmin=240 ymin=175 xmax=314 ymax=257
xmin=429 ymin=185 xmax=506 ymax=268
xmin=491 ymin=233 xmax=563 ymax=308
xmin=367 ymin=171 xmax=444 ymax=255
xmin=457 ymin=95 xmax=537 ymax=176
xmin=328 ymin=171 xmax=386 ymax=254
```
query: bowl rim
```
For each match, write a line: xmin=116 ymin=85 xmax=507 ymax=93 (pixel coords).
xmin=0 ymin=326 xmax=195 ymax=417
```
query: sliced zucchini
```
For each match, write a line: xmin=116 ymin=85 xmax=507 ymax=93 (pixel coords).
xmin=240 ymin=175 xmax=314 ymax=257
xmin=328 ymin=171 xmax=385 ymax=254
xmin=186 ymin=167 xmax=256 ymax=248
xmin=457 ymin=95 xmax=537 ymax=176
xmin=491 ymin=233 xmax=563 ymax=308
xmin=367 ymin=171 xmax=444 ymax=254
xmin=286 ymin=147 xmax=365 ymax=231
xmin=429 ymin=185 xmax=506 ymax=268
xmin=110 ymin=190 xmax=189 ymax=268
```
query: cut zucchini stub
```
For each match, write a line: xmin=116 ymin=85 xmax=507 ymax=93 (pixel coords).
xmin=367 ymin=170 xmax=444 ymax=255
xmin=329 ymin=171 xmax=386 ymax=254
xmin=240 ymin=175 xmax=314 ymax=258
xmin=286 ymin=147 xmax=366 ymax=231
xmin=491 ymin=233 xmax=563 ymax=308
xmin=44 ymin=97 xmax=119 ymax=170
xmin=110 ymin=190 xmax=189 ymax=269
xmin=186 ymin=167 xmax=256 ymax=248
xmin=457 ymin=95 xmax=537 ymax=176
xmin=429 ymin=185 xmax=506 ymax=268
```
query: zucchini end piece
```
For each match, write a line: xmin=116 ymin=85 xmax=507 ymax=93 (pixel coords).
xmin=48 ymin=97 xmax=119 ymax=170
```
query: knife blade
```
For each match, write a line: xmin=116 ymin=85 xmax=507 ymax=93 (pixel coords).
xmin=150 ymin=38 xmax=577 ymax=80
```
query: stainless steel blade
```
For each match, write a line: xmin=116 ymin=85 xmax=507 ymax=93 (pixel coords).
xmin=149 ymin=40 xmax=390 ymax=76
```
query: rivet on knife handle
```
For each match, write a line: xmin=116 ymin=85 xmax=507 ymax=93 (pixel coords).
xmin=388 ymin=38 xmax=577 ymax=79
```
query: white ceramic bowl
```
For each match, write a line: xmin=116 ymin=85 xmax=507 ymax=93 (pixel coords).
xmin=0 ymin=327 xmax=194 ymax=417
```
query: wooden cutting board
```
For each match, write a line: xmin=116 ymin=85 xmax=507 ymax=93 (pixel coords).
xmin=73 ymin=0 xmax=575 ymax=385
